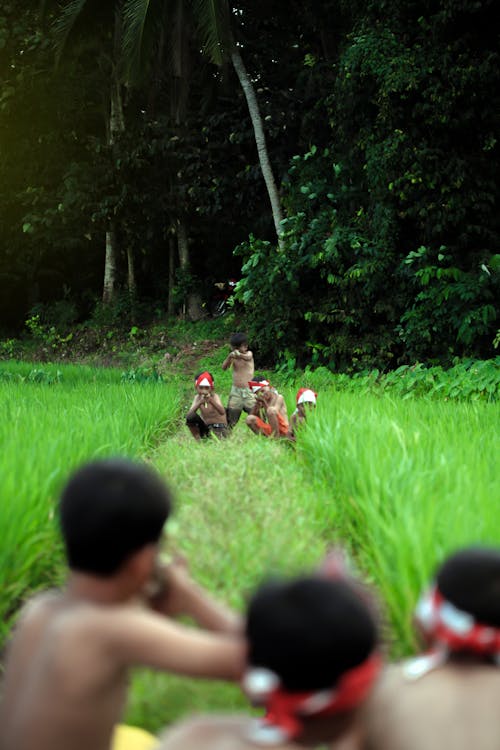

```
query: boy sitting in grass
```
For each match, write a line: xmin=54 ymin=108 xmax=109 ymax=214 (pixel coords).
xmin=0 ymin=458 xmax=244 ymax=750
xmin=246 ymin=377 xmax=289 ymax=439
xmin=364 ymin=545 xmax=500 ymax=750
xmin=186 ymin=371 xmax=229 ymax=440
xmin=156 ymin=557 xmax=382 ymax=749
xmin=287 ymin=388 xmax=317 ymax=441
xmin=221 ymin=332 xmax=256 ymax=428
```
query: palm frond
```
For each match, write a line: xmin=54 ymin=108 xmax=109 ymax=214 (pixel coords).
xmin=122 ymin=0 xmax=153 ymax=81
xmin=52 ymin=0 xmax=89 ymax=65
xmin=190 ymin=0 xmax=232 ymax=67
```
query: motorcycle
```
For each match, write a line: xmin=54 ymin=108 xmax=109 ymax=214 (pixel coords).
xmin=209 ymin=279 xmax=238 ymax=317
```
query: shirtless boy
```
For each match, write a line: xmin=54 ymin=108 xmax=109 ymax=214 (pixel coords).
xmin=0 ymin=458 xmax=244 ymax=750
xmin=186 ymin=371 xmax=229 ymax=439
xmin=157 ymin=563 xmax=381 ymax=750
xmin=362 ymin=545 xmax=500 ymax=750
xmin=221 ymin=333 xmax=256 ymax=427
xmin=246 ymin=377 xmax=289 ymax=438
xmin=287 ymin=388 xmax=317 ymax=441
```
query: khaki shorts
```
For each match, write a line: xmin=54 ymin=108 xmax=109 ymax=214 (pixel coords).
xmin=227 ymin=385 xmax=256 ymax=411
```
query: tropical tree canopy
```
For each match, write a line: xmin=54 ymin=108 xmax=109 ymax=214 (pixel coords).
xmin=1 ymin=0 xmax=499 ymax=370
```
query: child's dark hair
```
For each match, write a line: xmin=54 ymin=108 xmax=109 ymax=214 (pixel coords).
xmin=59 ymin=458 xmax=172 ymax=576
xmin=230 ymin=332 xmax=248 ymax=348
xmin=246 ymin=576 xmax=377 ymax=692
xmin=437 ymin=547 xmax=500 ymax=626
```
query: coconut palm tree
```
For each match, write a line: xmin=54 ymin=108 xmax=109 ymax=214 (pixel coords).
xmin=123 ymin=0 xmax=285 ymax=248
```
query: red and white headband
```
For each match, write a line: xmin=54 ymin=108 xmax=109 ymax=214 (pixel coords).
xmin=404 ymin=583 xmax=500 ymax=680
xmin=296 ymin=388 xmax=317 ymax=406
xmin=195 ymin=371 xmax=214 ymax=388
xmin=249 ymin=379 xmax=270 ymax=393
xmin=415 ymin=583 xmax=500 ymax=655
xmin=243 ymin=653 xmax=382 ymax=745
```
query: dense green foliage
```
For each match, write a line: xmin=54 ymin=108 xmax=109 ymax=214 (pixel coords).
xmin=1 ymin=1 xmax=499 ymax=369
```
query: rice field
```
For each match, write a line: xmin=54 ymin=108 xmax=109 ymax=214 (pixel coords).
xmin=0 ymin=362 xmax=181 ymax=644
xmin=1 ymin=358 xmax=498 ymax=734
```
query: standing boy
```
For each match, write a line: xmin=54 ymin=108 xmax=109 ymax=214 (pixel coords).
xmin=0 ymin=458 xmax=244 ymax=750
xmin=221 ymin=333 xmax=256 ymax=427
xmin=186 ymin=371 xmax=229 ymax=440
xmin=246 ymin=377 xmax=289 ymax=438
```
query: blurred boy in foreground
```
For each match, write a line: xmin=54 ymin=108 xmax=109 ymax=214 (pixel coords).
xmin=364 ymin=546 xmax=500 ymax=750
xmin=157 ymin=556 xmax=381 ymax=749
xmin=0 ymin=459 xmax=244 ymax=750
xmin=158 ymin=546 xmax=500 ymax=750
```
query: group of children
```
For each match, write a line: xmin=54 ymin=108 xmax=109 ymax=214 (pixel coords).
xmin=2 ymin=456 xmax=500 ymax=750
xmin=186 ymin=333 xmax=318 ymax=441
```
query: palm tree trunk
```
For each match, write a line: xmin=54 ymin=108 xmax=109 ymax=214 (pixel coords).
xmin=102 ymin=7 xmax=126 ymax=304
xmin=230 ymin=49 xmax=284 ymax=249
xmin=103 ymin=224 xmax=118 ymax=304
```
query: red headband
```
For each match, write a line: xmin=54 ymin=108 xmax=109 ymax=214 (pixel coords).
xmin=244 ymin=653 xmax=382 ymax=744
xmin=296 ymin=388 xmax=317 ymax=405
xmin=415 ymin=584 xmax=500 ymax=655
xmin=249 ymin=379 xmax=270 ymax=393
xmin=195 ymin=371 xmax=214 ymax=388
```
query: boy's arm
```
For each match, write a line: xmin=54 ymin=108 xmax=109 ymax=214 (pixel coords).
xmin=106 ymin=608 xmax=245 ymax=680
xmin=277 ymin=394 xmax=289 ymax=420
xmin=236 ymin=350 xmax=253 ymax=362
xmin=221 ymin=352 xmax=234 ymax=370
xmin=186 ymin=395 xmax=202 ymax=417
xmin=149 ymin=561 xmax=242 ymax=634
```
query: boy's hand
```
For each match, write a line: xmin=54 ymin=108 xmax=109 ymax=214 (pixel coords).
xmin=147 ymin=556 xmax=191 ymax=615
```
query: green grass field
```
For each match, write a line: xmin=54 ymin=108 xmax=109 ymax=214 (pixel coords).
xmin=1 ymin=356 xmax=499 ymax=734
xmin=0 ymin=362 xmax=180 ymax=643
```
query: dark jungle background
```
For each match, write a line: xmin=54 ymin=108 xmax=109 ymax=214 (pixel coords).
xmin=1 ymin=0 xmax=499 ymax=371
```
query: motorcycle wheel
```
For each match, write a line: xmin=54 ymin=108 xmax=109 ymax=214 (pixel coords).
xmin=210 ymin=298 xmax=227 ymax=317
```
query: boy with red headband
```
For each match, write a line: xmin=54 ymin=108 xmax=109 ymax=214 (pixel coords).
xmin=186 ymin=371 xmax=229 ymax=440
xmin=246 ymin=376 xmax=289 ymax=438
xmin=287 ymin=388 xmax=317 ymax=441
xmin=364 ymin=545 xmax=500 ymax=750
xmin=156 ymin=559 xmax=382 ymax=749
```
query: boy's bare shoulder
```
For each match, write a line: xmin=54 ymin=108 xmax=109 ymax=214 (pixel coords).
xmin=363 ymin=661 xmax=500 ymax=750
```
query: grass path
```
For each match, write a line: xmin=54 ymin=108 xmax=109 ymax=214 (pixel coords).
xmin=126 ymin=421 xmax=334 ymax=731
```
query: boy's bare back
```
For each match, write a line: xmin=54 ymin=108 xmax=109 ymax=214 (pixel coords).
xmin=363 ymin=660 xmax=500 ymax=750
xmin=0 ymin=582 xmax=243 ymax=750
xmin=0 ymin=591 xmax=128 ymax=750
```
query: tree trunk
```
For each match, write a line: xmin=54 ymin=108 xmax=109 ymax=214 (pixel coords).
xmin=103 ymin=224 xmax=118 ymax=305
xmin=231 ymin=49 xmax=284 ymax=249
xmin=102 ymin=7 xmax=126 ymax=305
xmin=177 ymin=219 xmax=189 ymax=269
xmin=167 ymin=236 xmax=176 ymax=315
